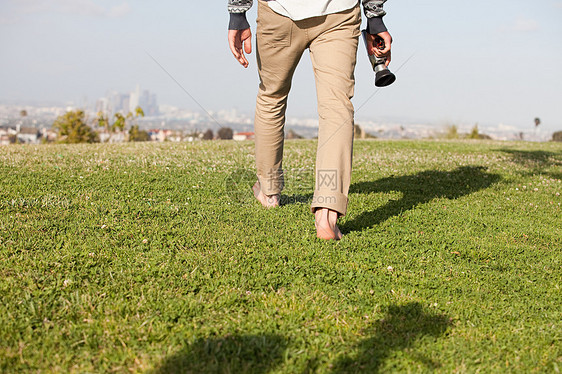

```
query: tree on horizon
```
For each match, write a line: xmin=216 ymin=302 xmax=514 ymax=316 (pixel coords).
xmin=53 ymin=110 xmax=98 ymax=144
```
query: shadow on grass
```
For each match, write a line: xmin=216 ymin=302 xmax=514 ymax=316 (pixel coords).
xmin=153 ymin=334 xmax=286 ymax=374
xmin=330 ymin=302 xmax=452 ymax=373
xmin=280 ymin=193 xmax=314 ymax=206
xmin=342 ymin=166 xmax=501 ymax=233
xmin=498 ymin=149 xmax=562 ymax=179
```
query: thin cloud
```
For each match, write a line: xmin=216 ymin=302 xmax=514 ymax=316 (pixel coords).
xmin=108 ymin=3 xmax=132 ymax=18
xmin=53 ymin=0 xmax=107 ymax=17
xmin=13 ymin=0 xmax=131 ymax=18
xmin=13 ymin=0 xmax=51 ymax=14
xmin=0 ymin=16 xmax=21 ymax=25
xmin=505 ymin=18 xmax=540 ymax=32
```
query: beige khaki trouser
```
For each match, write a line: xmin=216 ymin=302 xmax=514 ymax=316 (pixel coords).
xmin=254 ymin=0 xmax=361 ymax=216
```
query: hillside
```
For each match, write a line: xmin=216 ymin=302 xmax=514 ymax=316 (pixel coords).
xmin=1 ymin=139 xmax=561 ymax=372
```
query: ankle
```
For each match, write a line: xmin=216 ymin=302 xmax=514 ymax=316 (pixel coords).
xmin=315 ymin=208 xmax=338 ymax=221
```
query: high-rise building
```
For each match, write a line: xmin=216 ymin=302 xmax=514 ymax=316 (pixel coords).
xmin=129 ymin=85 xmax=140 ymax=113
xmin=96 ymin=85 xmax=158 ymax=117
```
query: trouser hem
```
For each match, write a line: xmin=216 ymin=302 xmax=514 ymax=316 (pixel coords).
xmin=257 ymin=173 xmax=284 ymax=196
xmin=310 ymin=191 xmax=348 ymax=217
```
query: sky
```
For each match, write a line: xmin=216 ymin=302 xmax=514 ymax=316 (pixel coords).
xmin=1 ymin=0 xmax=561 ymax=133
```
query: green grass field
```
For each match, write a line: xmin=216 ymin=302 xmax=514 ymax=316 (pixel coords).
xmin=0 ymin=139 xmax=561 ymax=373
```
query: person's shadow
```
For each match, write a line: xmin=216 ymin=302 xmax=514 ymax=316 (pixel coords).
xmin=342 ymin=166 xmax=501 ymax=233
xmin=152 ymin=334 xmax=287 ymax=374
xmin=330 ymin=302 xmax=452 ymax=373
xmin=498 ymin=148 xmax=562 ymax=180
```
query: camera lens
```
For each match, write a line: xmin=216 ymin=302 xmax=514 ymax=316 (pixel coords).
xmin=375 ymin=70 xmax=396 ymax=87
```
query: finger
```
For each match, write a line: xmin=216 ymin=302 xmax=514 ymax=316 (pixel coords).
xmin=373 ymin=48 xmax=387 ymax=58
xmin=228 ymin=32 xmax=248 ymax=68
xmin=377 ymin=32 xmax=392 ymax=55
xmin=378 ymin=42 xmax=390 ymax=55
xmin=238 ymin=39 xmax=249 ymax=67
xmin=239 ymin=52 xmax=249 ymax=68
xmin=229 ymin=44 xmax=241 ymax=60
xmin=228 ymin=31 xmax=241 ymax=59
xmin=385 ymin=53 xmax=391 ymax=66
xmin=383 ymin=33 xmax=392 ymax=54
xmin=235 ymin=48 xmax=248 ymax=68
xmin=244 ymin=34 xmax=252 ymax=55
xmin=367 ymin=34 xmax=378 ymax=56
xmin=237 ymin=43 xmax=249 ymax=68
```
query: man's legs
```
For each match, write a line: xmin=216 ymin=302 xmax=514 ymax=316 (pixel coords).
xmin=253 ymin=2 xmax=360 ymax=239
xmin=308 ymin=6 xmax=361 ymax=238
xmin=254 ymin=1 xmax=307 ymax=203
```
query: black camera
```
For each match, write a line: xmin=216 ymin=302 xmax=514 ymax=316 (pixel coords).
xmin=362 ymin=30 xmax=396 ymax=87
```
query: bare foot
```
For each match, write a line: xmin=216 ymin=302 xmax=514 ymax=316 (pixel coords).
xmin=314 ymin=208 xmax=343 ymax=240
xmin=252 ymin=181 xmax=280 ymax=208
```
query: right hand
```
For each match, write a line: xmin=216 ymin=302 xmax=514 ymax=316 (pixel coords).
xmin=228 ymin=28 xmax=252 ymax=68
xmin=365 ymin=31 xmax=392 ymax=66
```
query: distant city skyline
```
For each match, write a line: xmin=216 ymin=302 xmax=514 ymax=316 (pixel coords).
xmin=95 ymin=85 xmax=159 ymax=117
xmin=0 ymin=98 xmax=555 ymax=143
xmin=1 ymin=0 xmax=561 ymax=133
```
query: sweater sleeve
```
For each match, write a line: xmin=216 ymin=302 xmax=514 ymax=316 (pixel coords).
xmin=228 ymin=0 xmax=253 ymax=30
xmin=362 ymin=0 xmax=388 ymax=34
